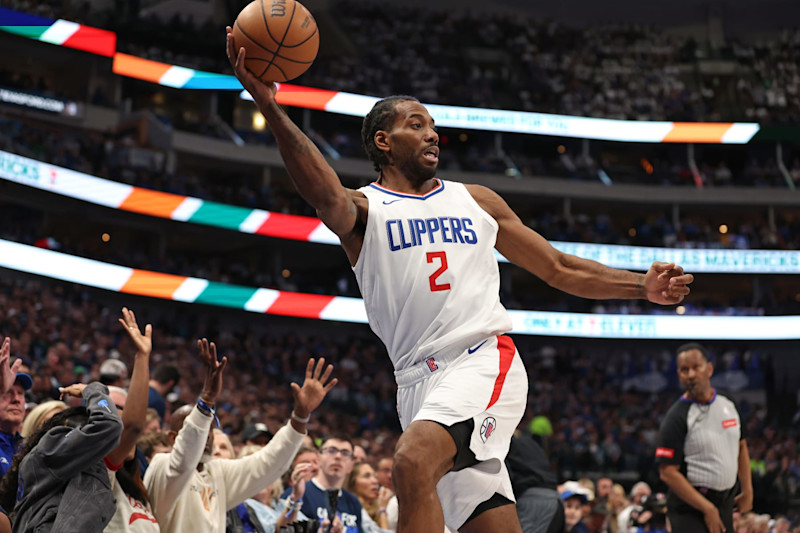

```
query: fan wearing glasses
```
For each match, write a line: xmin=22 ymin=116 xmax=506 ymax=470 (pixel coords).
xmin=281 ymin=435 xmax=363 ymax=533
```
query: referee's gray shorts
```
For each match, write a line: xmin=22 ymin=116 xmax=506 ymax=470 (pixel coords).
xmin=516 ymin=487 xmax=565 ymax=533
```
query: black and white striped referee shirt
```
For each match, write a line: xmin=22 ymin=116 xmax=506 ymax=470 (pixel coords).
xmin=655 ymin=390 xmax=745 ymax=491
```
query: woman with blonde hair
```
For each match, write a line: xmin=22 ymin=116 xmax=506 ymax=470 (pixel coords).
xmin=20 ymin=400 xmax=67 ymax=439
xmin=345 ymin=462 xmax=393 ymax=532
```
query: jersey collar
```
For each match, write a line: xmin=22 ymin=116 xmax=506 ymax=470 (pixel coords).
xmin=369 ymin=179 xmax=444 ymax=200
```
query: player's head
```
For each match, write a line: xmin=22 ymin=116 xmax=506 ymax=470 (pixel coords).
xmin=675 ymin=342 xmax=714 ymax=399
xmin=362 ymin=96 xmax=440 ymax=181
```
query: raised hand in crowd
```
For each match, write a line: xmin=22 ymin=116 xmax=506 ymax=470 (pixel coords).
xmin=198 ymin=338 xmax=228 ymax=409
xmin=107 ymin=307 xmax=154 ymax=468
xmin=289 ymin=357 xmax=338 ymax=434
xmin=0 ymin=338 xmax=21 ymax=396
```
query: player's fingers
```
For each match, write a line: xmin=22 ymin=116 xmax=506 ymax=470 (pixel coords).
xmin=653 ymin=261 xmax=675 ymax=272
xmin=305 ymin=358 xmax=315 ymax=378
xmin=324 ymin=377 xmax=339 ymax=392
xmin=10 ymin=358 xmax=21 ymax=374
xmin=144 ymin=324 xmax=153 ymax=339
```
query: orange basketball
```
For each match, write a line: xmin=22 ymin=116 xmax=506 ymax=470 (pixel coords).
xmin=232 ymin=0 xmax=319 ymax=83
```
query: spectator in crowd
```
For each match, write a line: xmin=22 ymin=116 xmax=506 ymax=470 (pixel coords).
xmin=148 ymin=363 xmax=180 ymax=421
xmin=375 ymin=457 xmax=393 ymax=492
xmin=345 ymin=462 xmax=393 ymax=532
xmin=0 ymin=381 xmax=122 ymax=530
xmin=561 ymin=482 xmax=592 ymax=533
xmin=143 ymin=339 xmax=337 ymax=533
xmin=19 ymin=400 xmax=66 ymax=440
xmin=213 ymin=428 xmax=235 ymax=459
xmin=275 ymin=447 xmax=321 ymax=529
xmin=143 ymin=407 xmax=162 ymax=434
xmin=100 ymin=358 xmax=128 ymax=387
xmin=105 ymin=307 xmax=158 ymax=532
xmin=0 ymin=337 xmax=32 ymax=478
xmin=241 ymin=422 xmax=273 ymax=447
xmin=137 ymin=431 xmax=172 ymax=462
xmin=225 ymin=444 xmax=284 ymax=533
xmin=617 ymin=482 xmax=651 ymax=533
xmin=506 ymin=433 xmax=564 ymax=533
xmin=283 ymin=435 xmax=363 ymax=533
xmin=606 ymin=484 xmax=629 ymax=533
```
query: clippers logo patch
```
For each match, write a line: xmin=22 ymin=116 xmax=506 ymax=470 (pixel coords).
xmin=722 ymin=418 xmax=738 ymax=429
xmin=655 ymin=447 xmax=675 ymax=459
xmin=425 ymin=357 xmax=439 ymax=372
xmin=480 ymin=417 xmax=497 ymax=443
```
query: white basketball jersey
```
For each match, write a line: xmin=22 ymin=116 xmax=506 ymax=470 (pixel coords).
xmin=353 ymin=179 xmax=512 ymax=371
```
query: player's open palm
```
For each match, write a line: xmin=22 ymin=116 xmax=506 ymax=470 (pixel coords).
xmin=225 ymin=26 xmax=277 ymax=103
xmin=291 ymin=358 xmax=337 ymax=415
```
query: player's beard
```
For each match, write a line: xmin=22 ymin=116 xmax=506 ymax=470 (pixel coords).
xmin=396 ymin=153 xmax=437 ymax=184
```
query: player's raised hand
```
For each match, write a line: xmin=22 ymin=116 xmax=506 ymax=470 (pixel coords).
xmin=290 ymin=358 xmax=337 ymax=420
xmin=226 ymin=26 xmax=277 ymax=104
xmin=643 ymin=262 xmax=694 ymax=305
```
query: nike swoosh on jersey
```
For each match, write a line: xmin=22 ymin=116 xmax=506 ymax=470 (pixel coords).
xmin=467 ymin=340 xmax=488 ymax=354
xmin=382 ymin=199 xmax=402 ymax=205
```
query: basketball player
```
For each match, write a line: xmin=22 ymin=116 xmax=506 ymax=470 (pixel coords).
xmin=226 ymin=29 xmax=694 ymax=533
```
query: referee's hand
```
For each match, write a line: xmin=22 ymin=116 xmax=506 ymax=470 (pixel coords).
xmin=703 ymin=505 xmax=726 ymax=533
xmin=734 ymin=490 xmax=753 ymax=514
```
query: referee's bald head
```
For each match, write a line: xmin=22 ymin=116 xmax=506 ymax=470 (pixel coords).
xmin=675 ymin=342 xmax=709 ymax=361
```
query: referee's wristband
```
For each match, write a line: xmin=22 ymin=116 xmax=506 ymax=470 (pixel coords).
xmin=196 ymin=397 xmax=220 ymax=428
xmin=291 ymin=410 xmax=310 ymax=424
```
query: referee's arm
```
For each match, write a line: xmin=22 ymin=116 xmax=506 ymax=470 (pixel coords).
xmin=659 ymin=464 xmax=725 ymax=533
xmin=734 ymin=439 xmax=753 ymax=513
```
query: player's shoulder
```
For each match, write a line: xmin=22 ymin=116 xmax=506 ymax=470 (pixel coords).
xmin=347 ymin=188 xmax=367 ymax=199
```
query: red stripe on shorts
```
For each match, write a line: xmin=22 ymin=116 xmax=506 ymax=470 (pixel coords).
xmin=486 ymin=335 xmax=515 ymax=410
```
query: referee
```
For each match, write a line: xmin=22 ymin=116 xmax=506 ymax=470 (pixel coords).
xmin=655 ymin=343 xmax=753 ymax=533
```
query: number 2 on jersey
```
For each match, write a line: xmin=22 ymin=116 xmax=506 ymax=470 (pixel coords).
xmin=426 ymin=251 xmax=451 ymax=292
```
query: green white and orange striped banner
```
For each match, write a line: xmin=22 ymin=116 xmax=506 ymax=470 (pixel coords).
xmin=0 ymin=8 xmax=115 ymax=56
xmin=1 ymin=238 xmax=798 ymax=340
xmin=2 ymin=149 xmax=799 ymax=273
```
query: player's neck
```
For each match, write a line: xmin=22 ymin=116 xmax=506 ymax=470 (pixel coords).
xmin=377 ymin=169 xmax=438 ymax=195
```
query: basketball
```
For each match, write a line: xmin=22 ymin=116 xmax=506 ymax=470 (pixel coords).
xmin=232 ymin=0 xmax=319 ymax=83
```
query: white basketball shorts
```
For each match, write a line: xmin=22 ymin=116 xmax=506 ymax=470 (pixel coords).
xmin=394 ymin=335 xmax=528 ymax=529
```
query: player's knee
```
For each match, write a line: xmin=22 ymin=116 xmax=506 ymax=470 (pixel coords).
xmin=393 ymin=446 xmax=432 ymax=487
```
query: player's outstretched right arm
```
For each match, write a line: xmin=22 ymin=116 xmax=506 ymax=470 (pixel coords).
xmin=225 ymin=27 xmax=358 ymax=240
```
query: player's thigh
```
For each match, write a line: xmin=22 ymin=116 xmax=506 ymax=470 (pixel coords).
xmin=394 ymin=419 xmax=458 ymax=482
xmin=458 ymin=502 xmax=521 ymax=533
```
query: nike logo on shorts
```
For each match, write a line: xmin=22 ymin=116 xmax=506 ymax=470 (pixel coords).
xmin=467 ymin=340 xmax=487 ymax=354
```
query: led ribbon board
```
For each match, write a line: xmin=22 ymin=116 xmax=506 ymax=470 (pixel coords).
xmin=2 ymin=149 xmax=798 ymax=273
xmin=0 ymin=239 xmax=797 ymax=339
xmin=0 ymin=7 xmax=115 ymax=56
xmin=0 ymin=7 xmax=759 ymax=144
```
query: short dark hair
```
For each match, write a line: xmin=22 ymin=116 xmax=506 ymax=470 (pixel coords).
xmin=151 ymin=364 xmax=180 ymax=386
xmin=361 ymin=95 xmax=419 ymax=172
xmin=320 ymin=433 xmax=354 ymax=450
xmin=676 ymin=342 xmax=709 ymax=361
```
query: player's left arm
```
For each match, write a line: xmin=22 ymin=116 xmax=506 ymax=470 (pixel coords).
xmin=734 ymin=439 xmax=753 ymax=513
xmin=467 ymin=184 xmax=693 ymax=304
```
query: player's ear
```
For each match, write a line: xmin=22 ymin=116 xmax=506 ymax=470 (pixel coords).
xmin=374 ymin=130 xmax=390 ymax=153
